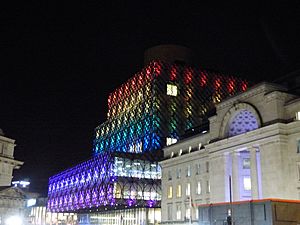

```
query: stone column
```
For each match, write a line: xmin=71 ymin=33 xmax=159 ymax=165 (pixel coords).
xmin=249 ymin=146 xmax=259 ymax=199
xmin=232 ymin=151 xmax=240 ymax=201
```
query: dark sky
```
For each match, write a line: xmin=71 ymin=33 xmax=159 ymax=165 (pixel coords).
xmin=1 ymin=2 xmax=300 ymax=195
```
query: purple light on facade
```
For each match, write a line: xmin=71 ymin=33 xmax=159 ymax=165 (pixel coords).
xmin=127 ymin=199 xmax=136 ymax=207
xmin=147 ymin=200 xmax=156 ymax=207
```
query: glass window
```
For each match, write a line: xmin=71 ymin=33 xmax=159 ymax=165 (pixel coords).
xmin=167 ymin=204 xmax=172 ymax=220
xmin=296 ymin=111 xmax=300 ymax=120
xmin=206 ymin=180 xmax=210 ymax=193
xmin=176 ymin=204 xmax=181 ymax=220
xmin=243 ymin=176 xmax=251 ymax=191
xmin=195 ymin=164 xmax=201 ymax=175
xmin=166 ymin=137 xmax=177 ymax=146
xmin=196 ymin=181 xmax=201 ymax=195
xmin=228 ymin=110 xmax=259 ymax=137
xmin=243 ymin=158 xmax=250 ymax=169
xmin=176 ymin=184 xmax=182 ymax=197
xmin=195 ymin=206 xmax=199 ymax=219
xmin=186 ymin=165 xmax=191 ymax=177
xmin=185 ymin=206 xmax=191 ymax=220
xmin=168 ymin=186 xmax=173 ymax=198
xmin=167 ymin=84 xmax=178 ymax=96
xmin=177 ymin=168 xmax=181 ymax=179
xmin=186 ymin=183 xmax=191 ymax=196
xmin=168 ymin=171 xmax=172 ymax=180
xmin=206 ymin=162 xmax=209 ymax=173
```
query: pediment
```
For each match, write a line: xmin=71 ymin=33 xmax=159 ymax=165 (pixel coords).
xmin=0 ymin=187 xmax=26 ymax=199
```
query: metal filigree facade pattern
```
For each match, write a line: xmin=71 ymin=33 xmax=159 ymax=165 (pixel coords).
xmin=48 ymin=152 xmax=161 ymax=212
xmin=93 ymin=61 xmax=248 ymax=156
xmin=228 ymin=110 xmax=259 ymax=137
xmin=47 ymin=60 xmax=249 ymax=213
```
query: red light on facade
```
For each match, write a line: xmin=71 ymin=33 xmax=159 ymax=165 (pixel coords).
xmin=214 ymin=76 xmax=221 ymax=90
xmin=138 ymin=73 xmax=143 ymax=86
xmin=108 ymin=94 xmax=112 ymax=107
xmin=146 ymin=67 xmax=151 ymax=76
xmin=153 ymin=61 xmax=162 ymax=76
xmin=241 ymin=81 xmax=248 ymax=91
xmin=145 ymin=66 xmax=152 ymax=81
xmin=227 ymin=78 xmax=235 ymax=93
xmin=184 ymin=68 xmax=193 ymax=84
xmin=199 ymin=71 xmax=208 ymax=87
xmin=170 ymin=65 xmax=178 ymax=81
xmin=118 ymin=88 xmax=122 ymax=99
xmin=131 ymin=78 xmax=136 ymax=90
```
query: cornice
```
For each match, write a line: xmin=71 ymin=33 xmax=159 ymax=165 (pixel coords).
xmin=216 ymin=82 xmax=286 ymax=110
xmin=159 ymin=150 xmax=208 ymax=168
xmin=0 ymin=136 xmax=15 ymax=144
xmin=207 ymin=123 xmax=289 ymax=153
xmin=0 ymin=156 xmax=24 ymax=166
xmin=264 ymin=91 xmax=289 ymax=102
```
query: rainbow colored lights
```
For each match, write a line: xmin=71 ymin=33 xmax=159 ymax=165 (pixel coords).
xmin=93 ymin=60 xmax=249 ymax=156
xmin=47 ymin=60 xmax=249 ymax=213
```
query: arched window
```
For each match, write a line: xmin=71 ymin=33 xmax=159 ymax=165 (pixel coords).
xmin=228 ymin=109 xmax=259 ymax=137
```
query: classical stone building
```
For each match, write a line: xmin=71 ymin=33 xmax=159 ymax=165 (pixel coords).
xmin=0 ymin=130 xmax=24 ymax=223
xmin=160 ymin=82 xmax=300 ymax=224
xmin=0 ymin=186 xmax=26 ymax=224
xmin=47 ymin=45 xmax=249 ymax=225
xmin=0 ymin=129 xmax=23 ymax=186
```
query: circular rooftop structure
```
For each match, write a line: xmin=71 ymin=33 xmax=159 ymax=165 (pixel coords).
xmin=144 ymin=44 xmax=193 ymax=65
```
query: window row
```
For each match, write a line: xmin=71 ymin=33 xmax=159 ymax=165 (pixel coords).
xmin=167 ymin=162 xmax=209 ymax=180
xmin=167 ymin=203 xmax=199 ymax=221
xmin=167 ymin=180 xmax=210 ymax=199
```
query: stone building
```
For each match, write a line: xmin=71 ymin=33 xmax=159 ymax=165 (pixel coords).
xmin=160 ymin=82 xmax=300 ymax=224
xmin=0 ymin=129 xmax=23 ymax=186
xmin=0 ymin=130 xmax=24 ymax=224
xmin=47 ymin=45 xmax=249 ymax=225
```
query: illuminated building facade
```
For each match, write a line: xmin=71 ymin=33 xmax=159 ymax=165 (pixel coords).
xmin=160 ymin=82 xmax=300 ymax=224
xmin=47 ymin=45 xmax=249 ymax=224
xmin=0 ymin=129 xmax=23 ymax=186
xmin=0 ymin=130 xmax=24 ymax=224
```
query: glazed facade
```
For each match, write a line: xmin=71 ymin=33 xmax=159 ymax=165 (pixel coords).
xmin=47 ymin=60 xmax=248 ymax=224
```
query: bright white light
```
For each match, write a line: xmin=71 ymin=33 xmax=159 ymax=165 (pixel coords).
xmin=12 ymin=180 xmax=30 ymax=188
xmin=243 ymin=176 xmax=251 ymax=191
xmin=166 ymin=137 xmax=177 ymax=146
xmin=5 ymin=215 xmax=23 ymax=225
xmin=167 ymin=84 xmax=178 ymax=96
xmin=296 ymin=111 xmax=300 ymax=120
xmin=27 ymin=198 xmax=37 ymax=207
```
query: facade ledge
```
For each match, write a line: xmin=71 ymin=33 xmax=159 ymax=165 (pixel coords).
xmin=207 ymin=123 xmax=290 ymax=153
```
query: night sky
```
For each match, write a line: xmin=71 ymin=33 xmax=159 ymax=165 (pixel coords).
xmin=1 ymin=2 xmax=300 ymax=195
